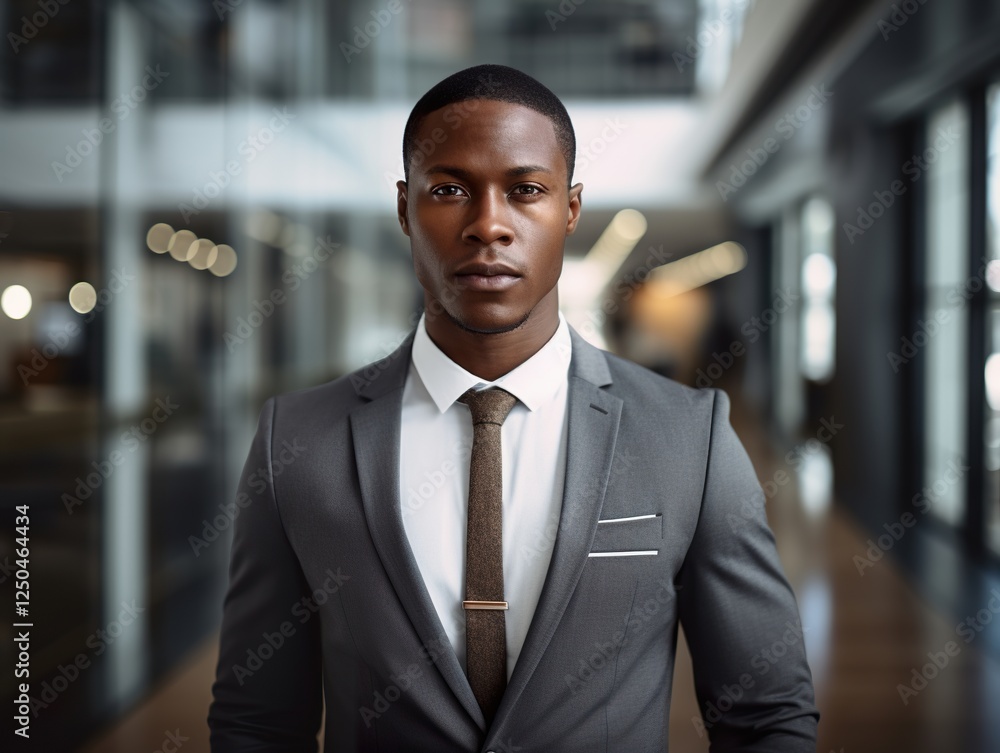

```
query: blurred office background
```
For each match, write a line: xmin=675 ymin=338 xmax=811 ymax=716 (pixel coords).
xmin=1 ymin=0 xmax=1000 ymax=750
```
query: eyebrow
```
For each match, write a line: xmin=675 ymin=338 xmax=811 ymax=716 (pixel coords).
xmin=424 ymin=164 xmax=553 ymax=179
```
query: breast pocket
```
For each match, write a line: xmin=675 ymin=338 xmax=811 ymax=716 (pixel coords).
xmin=588 ymin=513 xmax=662 ymax=558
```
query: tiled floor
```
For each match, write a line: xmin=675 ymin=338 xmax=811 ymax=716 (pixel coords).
xmin=82 ymin=394 xmax=1000 ymax=753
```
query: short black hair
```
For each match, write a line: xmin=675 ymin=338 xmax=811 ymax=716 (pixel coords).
xmin=401 ymin=63 xmax=576 ymax=186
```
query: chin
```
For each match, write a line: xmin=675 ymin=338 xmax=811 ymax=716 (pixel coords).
xmin=446 ymin=303 xmax=533 ymax=336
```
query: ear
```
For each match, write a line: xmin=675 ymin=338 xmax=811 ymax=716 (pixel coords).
xmin=396 ymin=180 xmax=410 ymax=236
xmin=565 ymin=182 xmax=583 ymax=235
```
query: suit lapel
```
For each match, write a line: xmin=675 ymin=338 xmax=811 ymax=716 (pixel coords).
xmin=488 ymin=326 xmax=623 ymax=737
xmin=350 ymin=329 xmax=487 ymax=732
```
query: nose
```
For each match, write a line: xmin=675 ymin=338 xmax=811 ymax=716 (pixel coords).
xmin=461 ymin=189 xmax=514 ymax=247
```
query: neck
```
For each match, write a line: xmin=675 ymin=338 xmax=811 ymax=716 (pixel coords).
xmin=423 ymin=290 xmax=560 ymax=382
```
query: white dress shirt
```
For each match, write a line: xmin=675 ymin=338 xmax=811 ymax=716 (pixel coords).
xmin=399 ymin=310 xmax=572 ymax=682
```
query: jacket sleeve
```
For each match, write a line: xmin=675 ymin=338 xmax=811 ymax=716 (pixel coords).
xmin=208 ymin=397 xmax=323 ymax=752
xmin=676 ymin=388 xmax=819 ymax=752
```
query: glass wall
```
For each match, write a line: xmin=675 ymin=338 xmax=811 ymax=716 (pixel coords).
xmin=922 ymin=98 xmax=970 ymax=527
xmin=799 ymin=196 xmax=836 ymax=383
xmin=770 ymin=195 xmax=836 ymax=444
xmin=986 ymin=81 xmax=1000 ymax=555
xmin=772 ymin=204 xmax=804 ymax=440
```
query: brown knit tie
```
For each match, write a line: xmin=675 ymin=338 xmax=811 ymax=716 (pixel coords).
xmin=457 ymin=386 xmax=518 ymax=727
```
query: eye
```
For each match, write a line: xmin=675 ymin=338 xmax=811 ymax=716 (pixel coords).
xmin=432 ymin=185 xmax=467 ymax=197
xmin=512 ymin=184 xmax=544 ymax=197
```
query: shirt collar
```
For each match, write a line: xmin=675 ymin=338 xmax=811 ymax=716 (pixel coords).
xmin=411 ymin=310 xmax=572 ymax=414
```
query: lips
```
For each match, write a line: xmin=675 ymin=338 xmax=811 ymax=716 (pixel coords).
xmin=455 ymin=273 xmax=521 ymax=292
xmin=454 ymin=261 xmax=522 ymax=292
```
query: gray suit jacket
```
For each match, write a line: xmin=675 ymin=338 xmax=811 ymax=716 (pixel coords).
xmin=208 ymin=323 xmax=819 ymax=752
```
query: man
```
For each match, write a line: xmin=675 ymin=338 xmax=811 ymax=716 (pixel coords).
xmin=208 ymin=64 xmax=819 ymax=752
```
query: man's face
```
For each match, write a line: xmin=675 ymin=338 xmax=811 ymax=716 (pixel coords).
xmin=396 ymin=99 xmax=583 ymax=335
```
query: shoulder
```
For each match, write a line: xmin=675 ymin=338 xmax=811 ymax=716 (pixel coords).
xmin=272 ymin=371 xmax=368 ymax=414
xmin=597 ymin=346 xmax=724 ymax=421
